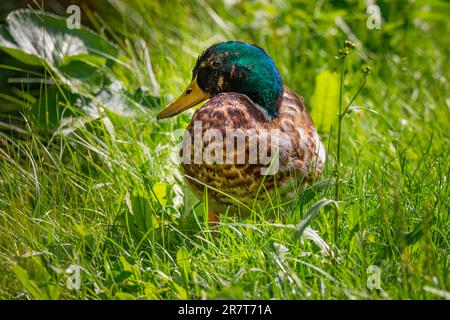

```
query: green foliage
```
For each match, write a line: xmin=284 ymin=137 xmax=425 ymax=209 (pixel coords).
xmin=310 ymin=70 xmax=339 ymax=132
xmin=0 ymin=9 xmax=160 ymax=135
xmin=297 ymin=199 xmax=338 ymax=237
xmin=10 ymin=254 xmax=61 ymax=300
xmin=0 ymin=24 xmax=41 ymax=66
xmin=0 ymin=0 xmax=449 ymax=300
xmin=176 ymin=247 xmax=191 ymax=283
xmin=30 ymin=87 xmax=76 ymax=132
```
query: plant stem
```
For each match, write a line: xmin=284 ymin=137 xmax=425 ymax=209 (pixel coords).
xmin=334 ymin=58 xmax=346 ymax=242
xmin=336 ymin=60 xmax=346 ymax=201
xmin=342 ymin=76 xmax=368 ymax=116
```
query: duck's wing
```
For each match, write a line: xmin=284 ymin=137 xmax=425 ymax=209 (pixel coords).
xmin=275 ymin=86 xmax=325 ymax=180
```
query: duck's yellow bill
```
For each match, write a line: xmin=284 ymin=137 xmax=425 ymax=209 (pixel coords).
xmin=157 ymin=77 xmax=209 ymax=120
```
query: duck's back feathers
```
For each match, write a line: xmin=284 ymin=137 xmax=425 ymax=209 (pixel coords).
xmin=275 ymin=86 xmax=325 ymax=179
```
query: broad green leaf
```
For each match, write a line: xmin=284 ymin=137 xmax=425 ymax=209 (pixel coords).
xmin=11 ymin=255 xmax=61 ymax=300
xmin=15 ymin=255 xmax=52 ymax=287
xmin=176 ymin=247 xmax=191 ymax=281
xmin=30 ymin=87 xmax=76 ymax=133
xmin=119 ymin=256 xmax=138 ymax=274
xmin=60 ymin=54 xmax=109 ymax=68
xmin=58 ymin=59 xmax=110 ymax=93
xmin=0 ymin=10 xmax=144 ymax=118
xmin=0 ymin=10 xmax=159 ymax=123
xmin=151 ymin=182 xmax=168 ymax=206
xmin=4 ymin=9 xmax=119 ymax=68
xmin=0 ymin=24 xmax=41 ymax=66
xmin=12 ymin=264 xmax=44 ymax=299
xmin=310 ymin=70 xmax=339 ymax=132
xmin=131 ymin=188 xmax=154 ymax=233
xmin=144 ymin=283 xmax=160 ymax=300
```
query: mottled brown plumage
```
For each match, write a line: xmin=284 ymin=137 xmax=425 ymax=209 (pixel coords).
xmin=181 ymin=86 xmax=325 ymax=215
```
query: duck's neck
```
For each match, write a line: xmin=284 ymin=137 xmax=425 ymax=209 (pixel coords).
xmin=229 ymin=64 xmax=284 ymax=120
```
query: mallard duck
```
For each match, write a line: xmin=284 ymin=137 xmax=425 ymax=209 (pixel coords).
xmin=157 ymin=41 xmax=325 ymax=220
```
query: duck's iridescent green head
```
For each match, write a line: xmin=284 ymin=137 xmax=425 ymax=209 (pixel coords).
xmin=157 ymin=41 xmax=284 ymax=120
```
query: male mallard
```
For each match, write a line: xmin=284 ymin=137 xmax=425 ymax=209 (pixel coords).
xmin=157 ymin=41 xmax=325 ymax=220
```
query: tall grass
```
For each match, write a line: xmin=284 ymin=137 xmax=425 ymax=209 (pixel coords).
xmin=0 ymin=0 xmax=449 ymax=299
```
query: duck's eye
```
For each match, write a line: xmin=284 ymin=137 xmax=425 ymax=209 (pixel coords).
xmin=212 ymin=59 xmax=222 ymax=68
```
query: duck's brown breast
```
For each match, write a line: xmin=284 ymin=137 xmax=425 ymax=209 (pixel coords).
xmin=179 ymin=89 xmax=325 ymax=213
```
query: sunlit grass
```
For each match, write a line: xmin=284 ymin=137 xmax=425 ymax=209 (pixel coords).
xmin=0 ymin=0 xmax=449 ymax=299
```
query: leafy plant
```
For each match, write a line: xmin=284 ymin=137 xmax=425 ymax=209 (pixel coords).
xmin=0 ymin=9 xmax=160 ymax=135
xmin=332 ymin=40 xmax=370 ymax=242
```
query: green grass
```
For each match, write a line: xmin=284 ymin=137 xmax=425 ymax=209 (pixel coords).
xmin=0 ymin=0 xmax=449 ymax=299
